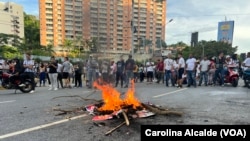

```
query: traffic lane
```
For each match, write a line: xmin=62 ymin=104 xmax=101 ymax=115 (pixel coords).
xmin=0 ymin=84 xmax=190 ymax=141
xmin=149 ymin=85 xmax=250 ymax=124
xmin=1 ymin=114 xmax=144 ymax=141
xmin=0 ymin=83 xmax=249 ymax=140
xmin=0 ymin=87 xmax=96 ymax=135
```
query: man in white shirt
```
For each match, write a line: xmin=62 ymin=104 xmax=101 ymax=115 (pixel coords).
xmin=185 ymin=53 xmax=197 ymax=87
xmin=164 ymin=53 xmax=174 ymax=87
xmin=19 ymin=52 xmax=36 ymax=93
xmin=177 ymin=53 xmax=185 ymax=88
xmin=146 ymin=58 xmax=154 ymax=83
xmin=198 ymin=56 xmax=211 ymax=86
xmin=242 ymin=52 xmax=250 ymax=87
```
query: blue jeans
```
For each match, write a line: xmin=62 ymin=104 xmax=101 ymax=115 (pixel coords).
xmin=165 ymin=70 xmax=174 ymax=86
xmin=87 ymin=68 xmax=96 ymax=88
xmin=199 ymin=71 xmax=208 ymax=85
xmin=214 ymin=68 xmax=225 ymax=85
xmin=187 ymin=70 xmax=196 ymax=86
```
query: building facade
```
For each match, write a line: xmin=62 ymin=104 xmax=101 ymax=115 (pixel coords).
xmin=0 ymin=2 xmax=24 ymax=39
xmin=39 ymin=0 xmax=166 ymax=56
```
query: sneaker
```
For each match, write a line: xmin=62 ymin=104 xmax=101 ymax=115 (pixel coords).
xmin=221 ymin=84 xmax=224 ymax=87
xmin=48 ymin=87 xmax=53 ymax=90
xmin=29 ymin=90 xmax=35 ymax=93
xmin=54 ymin=88 xmax=58 ymax=91
xmin=19 ymin=83 xmax=25 ymax=87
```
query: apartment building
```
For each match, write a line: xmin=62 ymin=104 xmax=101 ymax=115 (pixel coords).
xmin=40 ymin=0 xmax=166 ymax=55
xmin=0 ymin=2 xmax=24 ymax=39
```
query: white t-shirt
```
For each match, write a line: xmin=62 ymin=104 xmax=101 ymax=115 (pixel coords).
xmin=186 ymin=58 xmax=196 ymax=71
xmin=164 ymin=58 xmax=174 ymax=70
xmin=200 ymin=60 xmax=211 ymax=71
xmin=57 ymin=63 xmax=63 ymax=72
xmin=173 ymin=61 xmax=179 ymax=69
xmin=146 ymin=65 xmax=154 ymax=72
xmin=178 ymin=57 xmax=185 ymax=68
xmin=243 ymin=58 xmax=250 ymax=70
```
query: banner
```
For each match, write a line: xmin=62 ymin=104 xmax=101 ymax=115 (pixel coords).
xmin=217 ymin=21 xmax=234 ymax=45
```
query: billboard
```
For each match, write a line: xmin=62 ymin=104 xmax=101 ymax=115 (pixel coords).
xmin=217 ymin=21 xmax=234 ymax=45
xmin=191 ymin=32 xmax=198 ymax=47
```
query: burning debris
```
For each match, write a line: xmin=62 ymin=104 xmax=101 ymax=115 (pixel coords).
xmin=52 ymin=79 xmax=183 ymax=135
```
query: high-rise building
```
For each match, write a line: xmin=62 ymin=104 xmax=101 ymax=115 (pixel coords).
xmin=0 ymin=2 xmax=24 ymax=39
xmin=39 ymin=0 xmax=166 ymax=56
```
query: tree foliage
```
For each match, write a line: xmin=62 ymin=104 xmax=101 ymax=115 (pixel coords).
xmin=23 ymin=12 xmax=40 ymax=47
xmin=180 ymin=40 xmax=237 ymax=59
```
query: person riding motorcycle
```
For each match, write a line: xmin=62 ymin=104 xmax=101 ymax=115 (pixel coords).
xmin=9 ymin=58 xmax=24 ymax=84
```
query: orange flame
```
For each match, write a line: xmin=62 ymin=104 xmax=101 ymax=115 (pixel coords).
xmin=93 ymin=80 xmax=141 ymax=111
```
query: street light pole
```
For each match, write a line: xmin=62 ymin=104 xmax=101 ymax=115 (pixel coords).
xmin=202 ymin=45 xmax=204 ymax=57
xmin=161 ymin=19 xmax=173 ymax=56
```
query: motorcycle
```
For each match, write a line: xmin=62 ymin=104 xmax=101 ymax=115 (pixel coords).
xmin=243 ymin=68 xmax=250 ymax=88
xmin=224 ymin=65 xmax=239 ymax=87
xmin=0 ymin=70 xmax=33 ymax=93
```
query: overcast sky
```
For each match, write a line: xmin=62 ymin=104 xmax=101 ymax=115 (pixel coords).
xmin=2 ymin=0 xmax=249 ymax=54
xmin=166 ymin=0 xmax=250 ymax=54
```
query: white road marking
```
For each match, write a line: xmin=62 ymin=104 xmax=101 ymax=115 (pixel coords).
xmin=153 ymin=88 xmax=188 ymax=98
xmin=0 ymin=100 xmax=16 ymax=104
xmin=0 ymin=114 xmax=88 ymax=140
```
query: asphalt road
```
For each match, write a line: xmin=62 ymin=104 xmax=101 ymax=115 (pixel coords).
xmin=0 ymin=79 xmax=249 ymax=141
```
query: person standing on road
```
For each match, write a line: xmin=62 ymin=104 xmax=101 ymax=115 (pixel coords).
xmin=156 ymin=59 xmax=164 ymax=84
xmin=213 ymin=52 xmax=226 ymax=86
xmin=48 ymin=56 xmax=58 ymax=90
xmin=198 ymin=56 xmax=211 ymax=86
xmin=115 ymin=55 xmax=125 ymax=88
xmin=177 ymin=53 xmax=185 ymax=88
xmin=87 ymin=55 xmax=98 ymax=89
xmin=62 ymin=57 xmax=71 ymax=88
xmin=57 ymin=60 xmax=64 ymax=89
xmin=39 ymin=62 xmax=46 ymax=87
xmin=124 ymin=54 xmax=135 ymax=88
xmin=164 ymin=53 xmax=174 ymax=87
xmin=185 ymin=53 xmax=197 ymax=88
xmin=146 ymin=58 xmax=154 ymax=83
xmin=242 ymin=52 xmax=250 ymax=87
xmin=207 ymin=57 xmax=216 ymax=85
xmin=109 ymin=60 xmax=117 ymax=85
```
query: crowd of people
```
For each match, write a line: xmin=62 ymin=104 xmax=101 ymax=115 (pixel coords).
xmin=1 ymin=51 xmax=250 ymax=93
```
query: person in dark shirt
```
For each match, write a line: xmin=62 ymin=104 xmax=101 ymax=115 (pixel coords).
xmin=48 ymin=56 xmax=58 ymax=90
xmin=124 ymin=54 xmax=135 ymax=88
xmin=115 ymin=55 xmax=125 ymax=88
xmin=156 ymin=59 xmax=164 ymax=83
xmin=213 ymin=52 xmax=226 ymax=86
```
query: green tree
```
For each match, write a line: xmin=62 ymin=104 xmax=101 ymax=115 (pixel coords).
xmin=156 ymin=39 xmax=167 ymax=49
xmin=74 ymin=36 xmax=84 ymax=57
xmin=0 ymin=33 xmax=10 ymax=45
xmin=181 ymin=40 xmax=237 ymax=59
xmin=23 ymin=12 xmax=40 ymax=52
xmin=63 ymin=39 xmax=73 ymax=56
